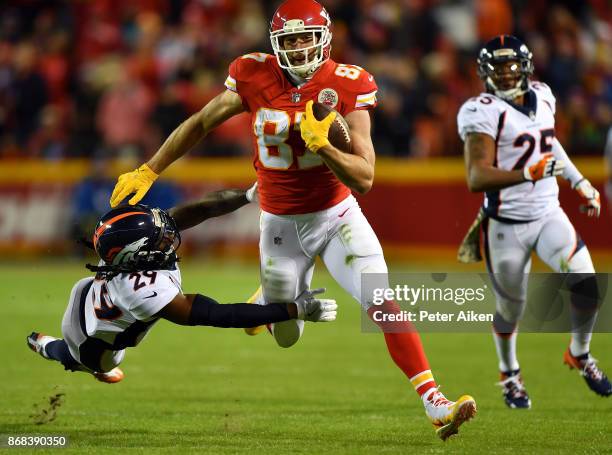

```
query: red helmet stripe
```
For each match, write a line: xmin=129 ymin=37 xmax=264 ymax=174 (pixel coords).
xmin=93 ymin=211 xmax=148 ymax=250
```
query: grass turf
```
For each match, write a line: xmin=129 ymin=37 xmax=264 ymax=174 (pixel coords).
xmin=1 ymin=260 xmax=611 ymax=454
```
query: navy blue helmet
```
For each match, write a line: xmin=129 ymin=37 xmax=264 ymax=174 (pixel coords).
xmin=477 ymin=35 xmax=534 ymax=101
xmin=90 ymin=204 xmax=180 ymax=274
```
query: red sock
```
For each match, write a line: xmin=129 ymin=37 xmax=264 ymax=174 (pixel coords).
xmin=368 ymin=301 xmax=437 ymax=397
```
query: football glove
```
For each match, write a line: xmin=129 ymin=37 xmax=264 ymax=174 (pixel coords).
xmin=574 ymin=178 xmax=601 ymax=217
xmin=110 ymin=164 xmax=158 ymax=207
xmin=300 ymin=100 xmax=336 ymax=153
xmin=294 ymin=287 xmax=337 ymax=322
xmin=457 ymin=208 xmax=485 ymax=264
xmin=523 ymin=153 xmax=565 ymax=181
xmin=246 ymin=182 xmax=258 ymax=203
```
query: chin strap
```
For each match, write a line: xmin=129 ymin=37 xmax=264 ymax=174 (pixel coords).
xmin=487 ymin=77 xmax=528 ymax=101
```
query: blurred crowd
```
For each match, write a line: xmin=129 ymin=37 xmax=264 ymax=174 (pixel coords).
xmin=0 ymin=0 xmax=610 ymax=160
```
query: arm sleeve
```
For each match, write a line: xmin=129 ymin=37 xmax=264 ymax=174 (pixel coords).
xmin=353 ymin=70 xmax=378 ymax=111
xmin=188 ymin=294 xmax=291 ymax=328
xmin=457 ymin=99 xmax=500 ymax=141
xmin=224 ymin=59 xmax=239 ymax=93
xmin=552 ymin=138 xmax=583 ymax=187
xmin=223 ymin=56 xmax=254 ymax=112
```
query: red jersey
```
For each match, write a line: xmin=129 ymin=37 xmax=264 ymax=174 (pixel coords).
xmin=224 ymin=53 xmax=378 ymax=215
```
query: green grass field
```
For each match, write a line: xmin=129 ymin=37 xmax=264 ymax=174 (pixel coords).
xmin=1 ymin=259 xmax=611 ymax=454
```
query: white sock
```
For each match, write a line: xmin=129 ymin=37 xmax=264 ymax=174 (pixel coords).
xmin=493 ymin=330 xmax=519 ymax=373
xmin=569 ymin=333 xmax=591 ymax=357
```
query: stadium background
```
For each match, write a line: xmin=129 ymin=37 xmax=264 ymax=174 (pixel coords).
xmin=1 ymin=1 xmax=611 ymax=453
xmin=0 ymin=0 xmax=610 ymax=258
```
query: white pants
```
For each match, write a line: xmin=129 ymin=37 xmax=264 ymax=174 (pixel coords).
xmin=62 ymin=278 xmax=125 ymax=372
xmin=483 ymin=206 xmax=595 ymax=323
xmin=259 ymin=195 xmax=388 ymax=347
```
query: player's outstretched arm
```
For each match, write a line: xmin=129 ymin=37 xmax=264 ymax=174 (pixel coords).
xmin=316 ymin=109 xmax=375 ymax=194
xmin=110 ymin=89 xmax=245 ymax=207
xmin=156 ymin=289 xmax=337 ymax=327
xmin=464 ymin=132 xmax=564 ymax=192
xmin=169 ymin=183 xmax=257 ymax=231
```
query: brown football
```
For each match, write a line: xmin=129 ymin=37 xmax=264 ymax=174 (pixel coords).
xmin=311 ymin=102 xmax=352 ymax=153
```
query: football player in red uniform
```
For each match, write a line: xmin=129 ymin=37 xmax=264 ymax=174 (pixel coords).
xmin=110 ymin=0 xmax=475 ymax=439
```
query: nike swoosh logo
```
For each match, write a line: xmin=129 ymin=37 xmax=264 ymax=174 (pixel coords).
xmin=144 ymin=291 xmax=158 ymax=299
xmin=467 ymin=107 xmax=477 ymax=112
xmin=338 ymin=208 xmax=350 ymax=218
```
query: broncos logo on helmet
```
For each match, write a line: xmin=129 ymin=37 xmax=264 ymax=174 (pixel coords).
xmin=87 ymin=204 xmax=181 ymax=277
xmin=477 ymin=35 xmax=534 ymax=101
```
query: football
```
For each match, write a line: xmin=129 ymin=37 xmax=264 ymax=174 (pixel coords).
xmin=311 ymin=102 xmax=352 ymax=153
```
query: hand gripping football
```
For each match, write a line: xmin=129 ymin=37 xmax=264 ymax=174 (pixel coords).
xmin=311 ymin=102 xmax=352 ymax=153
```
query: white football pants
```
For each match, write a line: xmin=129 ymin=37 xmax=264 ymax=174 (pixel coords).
xmin=259 ymin=195 xmax=388 ymax=347
xmin=483 ymin=206 xmax=595 ymax=323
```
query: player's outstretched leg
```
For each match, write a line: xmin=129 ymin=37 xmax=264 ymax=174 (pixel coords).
xmin=373 ymin=305 xmax=477 ymax=440
xmin=27 ymin=332 xmax=124 ymax=384
xmin=27 ymin=332 xmax=61 ymax=362
xmin=497 ymin=369 xmax=531 ymax=409
xmin=422 ymin=388 xmax=477 ymax=441
xmin=563 ymin=349 xmax=612 ymax=397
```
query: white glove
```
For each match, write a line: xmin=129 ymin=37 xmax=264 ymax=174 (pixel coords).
xmin=574 ymin=178 xmax=601 ymax=217
xmin=294 ymin=287 xmax=337 ymax=322
xmin=523 ymin=153 xmax=565 ymax=181
xmin=246 ymin=182 xmax=258 ymax=203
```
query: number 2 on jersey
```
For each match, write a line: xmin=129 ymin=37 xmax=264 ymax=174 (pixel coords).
xmin=512 ymin=128 xmax=555 ymax=170
xmin=93 ymin=283 xmax=123 ymax=320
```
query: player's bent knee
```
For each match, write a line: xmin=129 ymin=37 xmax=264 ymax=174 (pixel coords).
xmin=272 ymin=320 xmax=304 ymax=348
xmin=568 ymin=274 xmax=600 ymax=312
xmin=261 ymin=257 xmax=298 ymax=302
xmin=357 ymin=257 xmax=389 ymax=310
xmin=496 ymin=298 xmax=526 ymax=324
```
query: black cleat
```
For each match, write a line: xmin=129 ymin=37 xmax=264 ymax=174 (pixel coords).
xmin=498 ymin=370 xmax=531 ymax=409
xmin=564 ymin=349 xmax=612 ymax=397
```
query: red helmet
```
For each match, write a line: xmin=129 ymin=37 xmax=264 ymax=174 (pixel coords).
xmin=269 ymin=0 xmax=332 ymax=78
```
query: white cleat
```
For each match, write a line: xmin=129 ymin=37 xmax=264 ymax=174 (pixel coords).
xmin=423 ymin=388 xmax=477 ymax=441
xmin=27 ymin=332 xmax=58 ymax=360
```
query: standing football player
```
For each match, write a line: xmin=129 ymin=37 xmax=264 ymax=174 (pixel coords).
xmin=27 ymin=187 xmax=337 ymax=383
xmin=457 ymin=35 xmax=611 ymax=408
xmin=109 ymin=0 xmax=475 ymax=440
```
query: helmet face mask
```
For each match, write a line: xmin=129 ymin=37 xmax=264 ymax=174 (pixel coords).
xmin=270 ymin=0 xmax=332 ymax=79
xmin=92 ymin=205 xmax=181 ymax=275
xmin=477 ymin=36 xmax=534 ymax=101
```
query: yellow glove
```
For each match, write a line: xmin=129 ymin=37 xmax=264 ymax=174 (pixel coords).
xmin=300 ymin=100 xmax=336 ymax=153
xmin=110 ymin=164 xmax=158 ymax=207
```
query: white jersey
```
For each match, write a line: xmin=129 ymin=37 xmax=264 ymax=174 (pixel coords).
xmin=457 ymin=82 xmax=560 ymax=221
xmin=83 ymin=265 xmax=182 ymax=349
